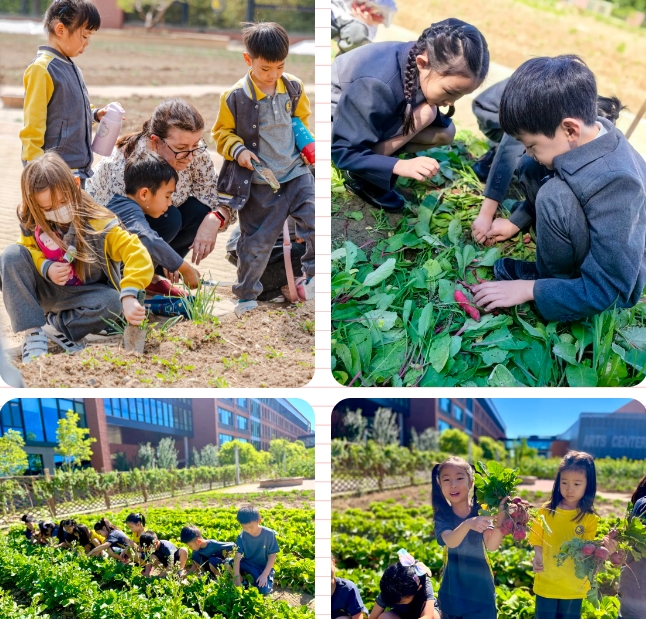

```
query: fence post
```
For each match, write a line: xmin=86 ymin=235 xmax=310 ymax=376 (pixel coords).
xmin=235 ymin=445 xmax=240 ymax=486
xmin=246 ymin=0 xmax=255 ymax=22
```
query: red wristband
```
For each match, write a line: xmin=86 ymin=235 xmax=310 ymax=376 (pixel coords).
xmin=213 ymin=211 xmax=226 ymax=228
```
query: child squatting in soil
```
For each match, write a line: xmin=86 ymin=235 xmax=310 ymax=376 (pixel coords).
xmin=331 ymin=18 xmax=489 ymax=213
xmin=331 ymin=556 xmax=368 ymax=619
xmin=20 ymin=0 xmax=123 ymax=187
xmin=431 ymin=456 xmax=505 ymax=619
xmin=139 ymin=530 xmax=189 ymax=576
xmin=0 ymin=152 xmax=152 ymax=363
xmin=471 ymin=55 xmax=646 ymax=322
xmin=213 ymin=21 xmax=316 ymax=317
xmin=180 ymin=524 xmax=235 ymax=576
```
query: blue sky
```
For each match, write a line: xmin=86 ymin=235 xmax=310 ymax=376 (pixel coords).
xmin=288 ymin=398 xmax=315 ymax=430
xmin=491 ymin=398 xmax=636 ymax=438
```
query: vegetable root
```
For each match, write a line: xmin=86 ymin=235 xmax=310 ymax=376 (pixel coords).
xmin=454 ymin=289 xmax=481 ymax=322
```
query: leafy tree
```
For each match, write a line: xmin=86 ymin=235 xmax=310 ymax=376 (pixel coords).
xmin=219 ymin=440 xmax=261 ymax=466
xmin=478 ymin=436 xmax=507 ymax=461
xmin=343 ymin=408 xmax=369 ymax=444
xmin=0 ymin=430 xmax=29 ymax=477
xmin=112 ymin=452 xmax=131 ymax=472
xmin=156 ymin=437 xmax=178 ymax=470
xmin=137 ymin=443 xmax=156 ymax=469
xmin=370 ymin=407 xmax=399 ymax=446
xmin=410 ymin=427 xmax=440 ymax=452
xmin=512 ymin=438 xmax=538 ymax=467
xmin=55 ymin=411 xmax=96 ymax=471
xmin=192 ymin=444 xmax=219 ymax=468
xmin=439 ymin=428 xmax=469 ymax=455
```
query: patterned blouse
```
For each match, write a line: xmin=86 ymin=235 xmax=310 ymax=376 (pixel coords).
xmin=86 ymin=137 xmax=236 ymax=225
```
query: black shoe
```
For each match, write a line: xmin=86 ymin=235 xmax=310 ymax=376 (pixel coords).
xmin=341 ymin=170 xmax=404 ymax=212
xmin=493 ymin=258 xmax=539 ymax=281
xmin=472 ymin=147 xmax=497 ymax=182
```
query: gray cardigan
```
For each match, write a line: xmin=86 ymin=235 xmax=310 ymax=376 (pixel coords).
xmin=533 ymin=118 xmax=646 ymax=321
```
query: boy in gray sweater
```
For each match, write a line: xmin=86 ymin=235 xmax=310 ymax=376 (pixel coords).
xmin=472 ymin=55 xmax=646 ymax=322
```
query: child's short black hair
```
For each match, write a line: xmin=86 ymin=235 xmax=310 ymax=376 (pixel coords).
xmin=242 ymin=22 xmax=290 ymax=62
xmin=139 ymin=530 xmax=158 ymax=549
xmin=597 ymin=95 xmax=625 ymax=125
xmin=180 ymin=525 xmax=202 ymax=543
xmin=39 ymin=521 xmax=57 ymax=535
xmin=60 ymin=519 xmax=77 ymax=527
xmin=125 ymin=512 xmax=147 ymax=528
xmin=237 ymin=506 xmax=261 ymax=524
xmin=499 ymin=55 xmax=597 ymax=139
xmin=22 ymin=514 xmax=36 ymax=524
xmin=379 ymin=563 xmax=421 ymax=607
xmin=124 ymin=151 xmax=178 ymax=197
xmin=44 ymin=0 xmax=101 ymax=36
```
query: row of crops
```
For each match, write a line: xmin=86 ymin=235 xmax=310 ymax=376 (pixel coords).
xmin=0 ymin=504 xmax=314 ymax=619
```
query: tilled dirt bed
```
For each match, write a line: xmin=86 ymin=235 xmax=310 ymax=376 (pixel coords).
xmin=17 ymin=300 xmax=315 ymax=388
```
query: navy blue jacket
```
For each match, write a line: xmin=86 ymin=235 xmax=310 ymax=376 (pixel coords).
xmin=331 ymin=41 xmax=451 ymax=191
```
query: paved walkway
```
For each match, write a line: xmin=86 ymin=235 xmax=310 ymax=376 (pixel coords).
xmin=217 ymin=479 xmax=315 ymax=494
xmin=518 ymin=478 xmax=632 ymax=503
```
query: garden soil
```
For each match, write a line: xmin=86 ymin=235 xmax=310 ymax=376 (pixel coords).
xmin=17 ymin=298 xmax=315 ymax=388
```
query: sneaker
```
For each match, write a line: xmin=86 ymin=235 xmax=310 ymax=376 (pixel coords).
xmin=472 ymin=147 xmax=496 ymax=182
xmin=21 ymin=327 xmax=49 ymax=364
xmin=341 ymin=170 xmax=404 ymax=212
xmin=145 ymin=295 xmax=190 ymax=319
xmin=146 ymin=278 xmax=186 ymax=298
xmin=234 ymin=300 xmax=258 ymax=318
xmin=42 ymin=323 xmax=85 ymax=354
xmin=493 ymin=258 xmax=539 ymax=281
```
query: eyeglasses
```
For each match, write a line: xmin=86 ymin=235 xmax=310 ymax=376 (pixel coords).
xmin=158 ymin=137 xmax=208 ymax=160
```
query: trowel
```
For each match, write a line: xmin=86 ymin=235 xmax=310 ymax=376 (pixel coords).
xmin=123 ymin=290 xmax=147 ymax=354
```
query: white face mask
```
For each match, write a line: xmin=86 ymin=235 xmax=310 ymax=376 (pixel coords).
xmin=44 ymin=204 xmax=74 ymax=224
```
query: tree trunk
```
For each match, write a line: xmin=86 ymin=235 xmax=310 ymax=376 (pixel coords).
xmin=103 ymin=492 xmax=111 ymax=510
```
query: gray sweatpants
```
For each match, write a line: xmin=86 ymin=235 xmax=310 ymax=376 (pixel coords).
xmin=0 ymin=244 xmax=123 ymax=342
xmin=233 ymin=172 xmax=315 ymax=301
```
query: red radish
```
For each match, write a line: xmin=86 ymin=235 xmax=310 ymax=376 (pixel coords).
xmin=582 ymin=543 xmax=597 ymax=556
xmin=454 ymin=290 xmax=481 ymax=321
xmin=500 ymin=519 xmax=514 ymax=536
xmin=594 ymin=547 xmax=610 ymax=561
xmin=513 ymin=528 xmax=526 ymax=541
xmin=608 ymin=529 xmax=619 ymax=539
xmin=609 ymin=550 xmax=626 ymax=566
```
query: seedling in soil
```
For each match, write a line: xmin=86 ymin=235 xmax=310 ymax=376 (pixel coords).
xmin=208 ymin=374 xmax=231 ymax=388
xmin=265 ymin=346 xmax=284 ymax=359
xmin=222 ymin=353 xmax=256 ymax=372
xmin=300 ymin=320 xmax=315 ymax=333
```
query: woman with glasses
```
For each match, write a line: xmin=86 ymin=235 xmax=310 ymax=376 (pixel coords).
xmin=86 ymin=98 xmax=233 ymax=296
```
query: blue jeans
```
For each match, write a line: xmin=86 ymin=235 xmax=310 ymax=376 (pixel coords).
xmin=240 ymin=558 xmax=275 ymax=595
xmin=535 ymin=595 xmax=583 ymax=619
xmin=192 ymin=550 xmax=226 ymax=572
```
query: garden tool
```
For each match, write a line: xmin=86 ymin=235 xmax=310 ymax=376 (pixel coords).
xmin=123 ymin=290 xmax=147 ymax=354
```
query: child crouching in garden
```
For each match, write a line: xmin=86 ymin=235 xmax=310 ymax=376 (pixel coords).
xmin=0 ymin=153 xmax=153 ymax=364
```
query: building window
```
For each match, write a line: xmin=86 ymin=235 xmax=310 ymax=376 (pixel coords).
xmin=237 ymin=415 xmax=249 ymax=431
xmin=439 ymin=398 xmax=450 ymax=414
xmin=466 ymin=414 xmax=473 ymax=431
xmin=238 ymin=438 xmax=248 ymax=443
xmin=219 ymin=433 xmax=233 ymax=445
xmin=453 ymin=404 xmax=463 ymax=423
xmin=218 ymin=408 xmax=233 ymax=426
xmin=438 ymin=420 xmax=452 ymax=433
xmin=21 ymin=400 xmax=45 ymax=442
xmin=465 ymin=399 xmax=473 ymax=412
xmin=236 ymin=398 xmax=248 ymax=409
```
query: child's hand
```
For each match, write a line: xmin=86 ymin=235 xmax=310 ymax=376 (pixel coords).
xmin=472 ymin=280 xmax=535 ymax=311
xmin=256 ymin=572 xmax=269 ymax=588
xmin=533 ymin=549 xmax=544 ymax=573
xmin=177 ymin=262 xmax=201 ymax=288
xmin=234 ymin=574 xmax=242 ymax=586
xmin=485 ymin=218 xmax=520 ymax=244
xmin=472 ymin=198 xmax=499 ymax=243
xmin=48 ymin=262 xmax=72 ymax=286
xmin=300 ymin=153 xmax=312 ymax=166
xmin=237 ymin=149 xmax=260 ymax=171
xmin=393 ymin=157 xmax=440 ymax=182
xmin=494 ymin=497 xmax=509 ymax=527
xmin=122 ymin=295 xmax=146 ymax=326
xmin=602 ymin=535 xmax=618 ymax=554
xmin=469 ymin=516 xmax=493 ymax=533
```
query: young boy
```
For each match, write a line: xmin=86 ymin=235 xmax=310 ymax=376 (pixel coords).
xmin=472 ymin=55 xmax=646 ymax=322
xmin=179 ymin=525 xmax=235 ymax=576
xmin=139 ymin=530 xmax=189 ymax=576
xmin=106 ymin=151 xmax=201 ymax=292
xmin=233 ymin=506 xmax=279 ymax=595
xmin=212 ymin=21 xmax=315 ymax=317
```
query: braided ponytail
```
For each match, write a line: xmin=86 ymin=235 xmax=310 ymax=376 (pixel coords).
xmin=402 ymin=18 xmax=489 ymax=136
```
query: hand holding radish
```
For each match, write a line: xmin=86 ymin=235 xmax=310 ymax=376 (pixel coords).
xmin=393 ymin=157 xmax=440 ymax=182
xmin=472 ymin=280 xmax=535 ymax=311
xmin=485 ymin=218 xmax=520 ymax=244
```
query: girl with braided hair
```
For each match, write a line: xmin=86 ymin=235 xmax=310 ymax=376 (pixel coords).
xmin=332 ymin=18 xmax=489 ymax=212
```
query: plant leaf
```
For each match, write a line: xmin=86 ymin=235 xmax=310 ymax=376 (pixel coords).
xmin=362 ymin=258 xmax=396 ymax=287
xmin=565 ymin=364 xmax=598 ymax=387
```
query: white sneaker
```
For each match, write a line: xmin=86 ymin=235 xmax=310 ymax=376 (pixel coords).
xmin=234 ymin=300 xmax=258 ymax=318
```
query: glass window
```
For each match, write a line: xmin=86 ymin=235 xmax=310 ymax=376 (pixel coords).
xmin=104 ymin=399 xmax=112 ymax=416
xmin=238 ymin=438 xmax=248 ymax=443
xmin=41 ymin=399 xmax=60 ymax=443
xmin=219 ymin=433 xmax=233 ymax=445
xmin=129 ymin=399 xmax=137 ymax=422
xmin=74 ymin=401 xmax=86 ymax=425
xmin=453 ymin=405 xmax=463 ymax=422
xmin=21 ymin=400 xmax=44 ymax=442
xmin=136 ymin=399 xmax=145 ymax=423
xmin=144 ymin=400 xmax=151 ymax=424
xmin=466 ymin=415 xmax=473 ymax=431
xmin=438 ymin=420 xmax=452 ymax=433
xmin=110 ymin=399 xmax=121 ymax=418
xmin=466 ymin=399 xmax=473 ymax=412
xmin=58 ymin=400 xmax=74 ymax=418
xmin=26 ymin=454 xmax=44 ymax=475
xmin=236 ymin=398 xmax=248 ymax=409
xmin=218 ymin=408 xmax=233 ymax=426
xmin=439 ymin=398 xmax=450 ymax=413
xmin=237 ymin=415 xmax=249 ymax=431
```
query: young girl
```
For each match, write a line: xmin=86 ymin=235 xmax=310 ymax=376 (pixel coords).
xmin=618 ymin=474 xmax=646 ymax=619
xmin=331 ymin=18 xmax=489 ymax=212
xmin=431 ymin=456 xmax=503 ymax=619
xmin=57 ymin=519 xmax=99 ymax=553
xmin=369 ymin=561 xmax=439 ymax=619
xmin=120 ymin=512 xmax=147 ymax=564
xmin=529 ymin=451 xmax=602 ymax=619
xmin=332 ymin=556 xmax=368 ymax=619
xmin=21 ymin=514 xmax=37 ymax=541
xmin=20 ymin=0 xmax=122 ymax=185
xmin=88 ymin=518 xmax=137 ymax=560
xmin=139 ymin=530 xmax=189 ymax=577
xmin=35 ymin=520 xmax=59 ymax=544
xmin=0 ymin=152 xmax=152 ymax=363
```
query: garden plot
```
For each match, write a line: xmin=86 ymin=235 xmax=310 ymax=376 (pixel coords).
xmin=331 ymin=132 xmax=646 ymax=387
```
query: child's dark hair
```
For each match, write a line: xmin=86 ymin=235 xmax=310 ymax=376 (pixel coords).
xmin=94 ymin=518 xmax=118 ymax=533
xmin=237 ymin=505 xmax=261 ymax=524
xmin=44 ymin=0 xmax=101 ymax=36
xmin=241 ymin=22 xmax=290 ymax=62
xmin=124 ymin=152 xmax=178 ymax=197
xmin=403 ymin=18 xmax=489 ymax=135
xmin=38 ymin=521 xmax=57 ymax=535
xmin=379 ymin=563 xmax=421 ymax=607
xmin=500 ymin=55 xmax=597 ymax=139
xmin=546 ymin=450 xmax=597 ymax=522
xmin=21 ymin=514 xmax=36 ymax=524
xmin=596 ymin=95 xmax=625 ymax=125
xmin=139 ymin=530 xmax=158 ymax=549
xmin=125 ymin=512 xmax=147 ymax=528
xmin=632 ymin=473 xmax=646 ymax=506
xmin=117 ymin=99 xmax=204 ymax=159
xmin=179 ymin=525 xmax=202 ymax=544
xmin=431 ymin=456 xmax=474 ymax=522
xmin=60 ymin=519 xmax=77 ymax=528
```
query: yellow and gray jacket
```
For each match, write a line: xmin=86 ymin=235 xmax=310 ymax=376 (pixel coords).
xmin=212 ymin=71 xmax=311 ymax=211
xmin=18 ymin=218 xmax=154 ymax=299
xmin=20 ymin=46 xmax=95 ymax=178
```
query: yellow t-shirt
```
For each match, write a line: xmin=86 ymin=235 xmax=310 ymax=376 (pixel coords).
xmin=129 ymin=530 xmax=141 ymax=545
xmin=93 ymin=532 xmax=105 ymax=544
xmin=528 ymin=506 xmax=598 ymax=599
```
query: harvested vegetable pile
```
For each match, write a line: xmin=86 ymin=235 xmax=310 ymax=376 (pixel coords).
xmin=331 ymin=132 xmax=646 ymax=387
